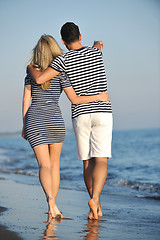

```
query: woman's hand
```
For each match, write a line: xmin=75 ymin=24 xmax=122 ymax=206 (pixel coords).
xmin=21 ymin=125 xmax=27 ymax=140
xmin=98 ymin=92 xmax=110 ymax=102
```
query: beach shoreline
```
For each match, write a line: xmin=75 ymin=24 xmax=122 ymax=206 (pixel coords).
xmin=0 ymin=206 xmax=23 ymax=239
xmin=0 ymin=224 xmax=23 ymax=240
xmin=0 ymin=176 xmax=160 ymax=240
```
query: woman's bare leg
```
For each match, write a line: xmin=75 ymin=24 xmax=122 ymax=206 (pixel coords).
xmin=49 ymin=143 xmax=63 ymax=199
xmin=33 ymin=144 xmax=53 ymax=198
xmin=33 ymin=144 xmax=62 ymax=219
xmin=47 ymin=143 xmax=63 ymax=219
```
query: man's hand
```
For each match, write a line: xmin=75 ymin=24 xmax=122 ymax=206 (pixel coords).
xmin=93 ymin=41 xmax=104 ymax=50
xmin=26 ymin=64 xmax=42 ymax=84
xmin=27 ymin=63 xmax=59 ymax=84
xmin=27 ymin=64 xmax=34 ymax=73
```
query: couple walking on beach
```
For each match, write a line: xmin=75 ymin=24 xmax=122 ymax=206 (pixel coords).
xmin=22 ymin=22 xmax=113 ymax=220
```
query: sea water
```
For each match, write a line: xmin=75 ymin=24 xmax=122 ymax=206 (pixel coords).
xmin=0 ymin=128 xmax=160 ymax=200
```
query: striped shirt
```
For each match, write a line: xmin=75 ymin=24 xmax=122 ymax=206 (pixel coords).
xmin=49 ymin=46 xmax=112 ymax=119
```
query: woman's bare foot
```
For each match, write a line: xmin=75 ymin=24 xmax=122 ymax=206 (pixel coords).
xmin=88 ymin=199 xmax=98 ymax=220
xmin=97 ymin=202 xmax=103 ymax=218
xmin=47 ymin=210 xmax=52 ymax=222
xmin=48 ymin=197 xmax=63 ymax=219
xmin=88 ymin=209 xmax=93 ymax=219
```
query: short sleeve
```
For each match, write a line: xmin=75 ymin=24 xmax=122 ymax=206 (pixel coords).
xmin=49 ymin=55 xmax=65 ymax=72
xmin=92 ymin=47 xmax=103 ymax=57
xmin=59 ymin=72 xmax=71 ymax=89
xmin=24 ymin=74 xmax=32 ymax=85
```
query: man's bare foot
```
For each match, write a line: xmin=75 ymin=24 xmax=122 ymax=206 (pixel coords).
xmin=88 ymin=199 xmax=98 ymax=220
xmin=48 ymin=197 xmax=63 ymax=219
xmin=88 ymin=201 xmax=102 ymax=219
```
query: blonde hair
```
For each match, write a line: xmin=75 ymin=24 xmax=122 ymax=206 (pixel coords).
xmin=31 ymin=35 xmax=62 ymax=90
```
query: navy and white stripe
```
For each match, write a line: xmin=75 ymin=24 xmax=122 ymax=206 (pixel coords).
xmin=25 ymin=72 xmax=71 ymax=148
xmin=50 ymin=46 xmax=112 ymax=119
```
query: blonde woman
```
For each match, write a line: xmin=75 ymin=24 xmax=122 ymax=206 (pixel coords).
xmin=22 ymin=35 xmax=109 ymax=220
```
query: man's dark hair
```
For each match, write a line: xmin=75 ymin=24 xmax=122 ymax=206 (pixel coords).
xmin=60 ymin=22 xmax=80 ymax=44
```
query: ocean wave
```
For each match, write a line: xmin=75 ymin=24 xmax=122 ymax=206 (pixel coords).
xmin=107 ymin=178 xmax=160 ymax=199
xmin=0 ymin=168 xmax=38 ymax=177
xmin=14 ymin=170 xmax=38 ymax=177
xmin=115 ymin=178 xmax=159 ymax=192
xmin=137 ymin=195 xmax=160 ymax=201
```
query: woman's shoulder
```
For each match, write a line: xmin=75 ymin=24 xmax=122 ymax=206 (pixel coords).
xmin=24 ymin=74 xmax=32 ymax=85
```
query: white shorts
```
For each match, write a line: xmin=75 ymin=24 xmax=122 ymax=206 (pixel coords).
xmin=72 ymin=113 xmax=113 ymax=160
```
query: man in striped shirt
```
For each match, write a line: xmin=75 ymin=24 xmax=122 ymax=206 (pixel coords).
xmin=28 ymin=22 xmax=113 ymax=220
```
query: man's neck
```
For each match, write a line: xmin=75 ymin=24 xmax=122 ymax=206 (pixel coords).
xmin=66 ymin=41 xmax=83 ymax=50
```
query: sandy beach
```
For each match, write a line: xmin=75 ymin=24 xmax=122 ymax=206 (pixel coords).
xmin=0 ymin=176 xmax=159 ymax=240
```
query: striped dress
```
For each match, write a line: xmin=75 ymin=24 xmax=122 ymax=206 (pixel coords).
xmin=49 ymin=46 xmax=112 ymax=119
xmin=24 ymin=72 xmax=71 ymax=148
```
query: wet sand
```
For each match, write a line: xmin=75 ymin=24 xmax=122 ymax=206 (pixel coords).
xmin=0 ymin=177 xmax=160 ymax=240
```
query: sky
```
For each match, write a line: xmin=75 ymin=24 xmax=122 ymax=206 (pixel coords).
xmin=0 ymin=0 xmax=160 ymax=133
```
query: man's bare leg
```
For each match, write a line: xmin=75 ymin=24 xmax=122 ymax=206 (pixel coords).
xmin=83 ymin=158 xmax=103 ymax=219
xmin=88 ymin=157 xmax=108 ymax=219
xmin=83 ymin=158 xmax=95 ymax=197
xmin=83 ymin=158 xmax=95 ymax=219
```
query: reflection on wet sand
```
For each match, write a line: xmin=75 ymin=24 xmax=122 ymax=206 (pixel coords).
xmin=40 ymin=218 xmax=62 ymax=240
xmin=83 ymin=219 xmax=101 ymax=240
